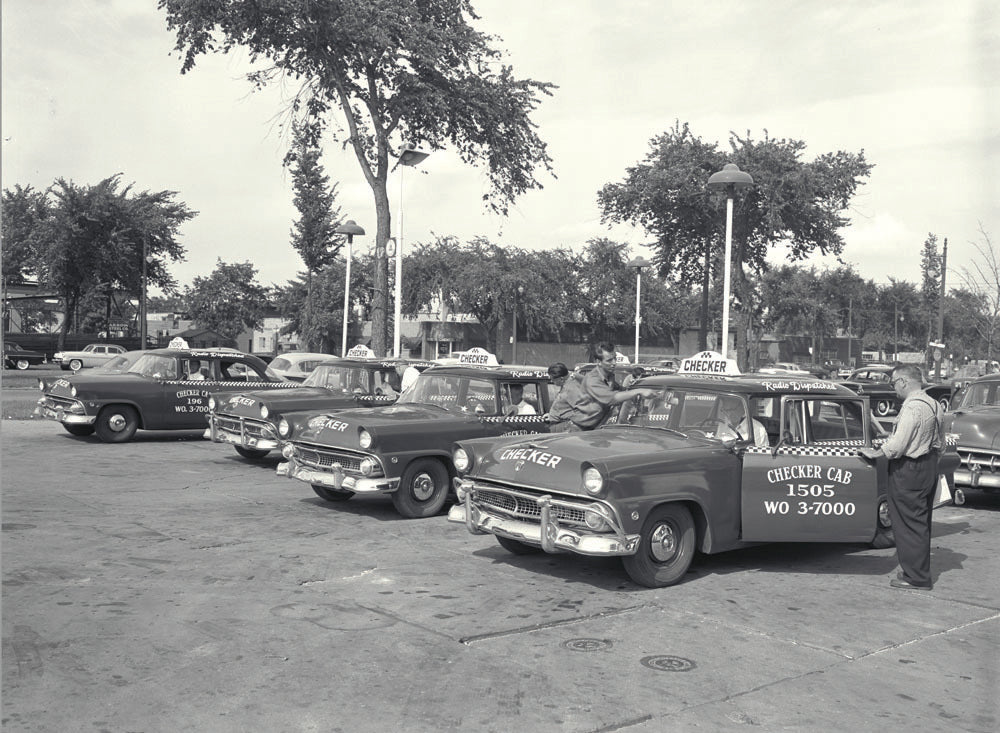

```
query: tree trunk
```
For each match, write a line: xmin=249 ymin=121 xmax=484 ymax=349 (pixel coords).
xmin=306 ymin=268 xmax=313 ymax=351
xmin=370 ymin=184 xmax=392 ymax=356
xmin=700 ymin=237 xmax=710 ymax=351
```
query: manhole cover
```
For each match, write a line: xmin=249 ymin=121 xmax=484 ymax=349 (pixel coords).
xmin=640 ymin=655 xmax=696 ymax=672
xmin=563 ymin=638 xmax=612 ymax=652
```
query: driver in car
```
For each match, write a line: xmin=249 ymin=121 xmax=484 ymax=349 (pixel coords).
xmin=714 ymin=396 xmax=768 ymax=446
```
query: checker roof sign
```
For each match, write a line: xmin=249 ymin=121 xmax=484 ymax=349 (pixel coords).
xmin=346 ymin=344 xmax=376 ymax=358
xmin=459 ymin=348 xmax=499 ymax=366
xmin=679 ymin=350 xmax=741 ymax=376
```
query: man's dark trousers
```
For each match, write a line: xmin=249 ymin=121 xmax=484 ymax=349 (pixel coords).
xmin=887 ymin=452 xmax=938 ymax=587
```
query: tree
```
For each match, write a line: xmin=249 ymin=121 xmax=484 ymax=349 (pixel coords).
xmin=919 ymin=233 xmax=942 ymax=346
xmin=26 ymin=176 xmax=192 ymax=348
xmin=957 ymin=226 xmax=1000 ymax=360
xmin=1 ymin=185 xmax=49 ymax=286
xmin=288 ymin=124 xmax=344 ymax=350
xmin=599 ymin=124 xmax=873 ymax=368
xmin=161 ymin=0 xmax=556 ymax=355
xmin=185 ymin=260 xmax=270 ymax=342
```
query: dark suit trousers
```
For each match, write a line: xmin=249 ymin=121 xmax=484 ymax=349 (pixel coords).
xmin=887 ymin=452 xmax=938 ymax=587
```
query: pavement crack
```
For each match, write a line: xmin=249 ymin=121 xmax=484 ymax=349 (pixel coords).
xmin=459 ymin=604 xmax=648 ymax=645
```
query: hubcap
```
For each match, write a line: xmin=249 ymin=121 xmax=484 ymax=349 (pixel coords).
xmin=17 ymin=360 xmax=28 ymax=369
xmin=649 ymin=522 xmax=678 ymax=562
xmin=878 ymin=499 xmax=891 ymax=528
xmin=411 ymin=472 xmax=435 ymax=501
xmin=108 ymin=413 xmax=127 ymax=432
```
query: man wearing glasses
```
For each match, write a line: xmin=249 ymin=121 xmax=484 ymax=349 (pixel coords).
xmin=860 ymin=364 xmax=944 ymax=590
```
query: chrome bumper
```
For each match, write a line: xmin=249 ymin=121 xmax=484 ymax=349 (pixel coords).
xmin=276 ymin=459 xmax=397 ymax=494
xmin=954 ymin=466 xmax=1000 ymax=489
xmin=206 ymin=415 xmax=279 ymax=450
xmin=447 ymin=491 xmax=640 ymax=557
xmin=34 ymin=401 xmax=96 ymax=425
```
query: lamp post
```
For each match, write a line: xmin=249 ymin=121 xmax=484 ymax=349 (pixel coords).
xmin=511 ymin=285 xmax=524 ymax=364
xmin=627 ymin=256 xmax=653 ymax=362
xmin=707 ymin=163 xmax=754 ymax=360
xmin=140 ymin=235 xmax=148 ymax=349
xmin=335 ymin=220 xmax=366 ymax=356
xmin=393 ymin=144 xmax=431 ymax=358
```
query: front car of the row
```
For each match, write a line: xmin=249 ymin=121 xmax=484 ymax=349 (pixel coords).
xmin=34 ymin=348 xmax=289 ymax=442
xmin=945 ymin=372 xmax=1000 ymax=500
xmin=449 ymin=367 xmax=960 ymax=587
xmin=205 ymin=355 xmax=436 ymax=459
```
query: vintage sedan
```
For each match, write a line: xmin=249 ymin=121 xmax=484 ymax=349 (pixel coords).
xmin=206 ymin=356 xmax=435 ymax=460
xmin=276 ymin=352 xmax=558 ymax=518
xmin=35 ymin=348 xmax=288 ymax=442
xmin=944 ymin=373 xmax=1000 ymax=500
xmin=267 ymin=352 xmax=335 ymax=382
xmin=3 ymin=341 xmax=46 ymax=370
xmin=54 ymin=343 xmax=127 ymax=371
xmin=449 ymin=365 xmax=959 ymax=588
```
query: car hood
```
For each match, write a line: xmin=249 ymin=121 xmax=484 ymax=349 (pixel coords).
xmin=293 ymin=403 xmax=482 ymax=446
xmin=945 ymin=406 xmax=1000 ymax=450
xmin=214 ymin=387 xmax=393 ymax=417
xmin=463 ymin=426 xmax=714 ymax=496
xmin=46 ymin=373 xmax=149 ymax=398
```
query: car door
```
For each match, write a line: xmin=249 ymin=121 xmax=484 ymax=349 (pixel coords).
xmin=163 ymin=356 xmax=221 ymax=428
xmin=485 ymin=379 xmax=551 ymax=437
xmin=739 ymin=396 xmax=879 ymax=543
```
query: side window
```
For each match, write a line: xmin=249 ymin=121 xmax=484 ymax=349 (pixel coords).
xmin=500 ymin=382 xmax=540 ymax=414
xmin=464 ymin=378 xmax=498 ymax=414
xmin=222 ymin=359 xmax=266 ymax=381
xmin=807 ymin=400 xmax=865 ymax=441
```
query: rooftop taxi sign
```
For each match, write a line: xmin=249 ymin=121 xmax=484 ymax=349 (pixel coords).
xmin=346 ymin=344 xmax=376 ymax=359
xmin=459 ymin=347 xmax=500 ymax=366
xmin=678 ymin=350 xmax=742 ymax=376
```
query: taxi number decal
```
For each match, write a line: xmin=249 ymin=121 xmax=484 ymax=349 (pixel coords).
xmin=175 ymin=404 xmax=209 ymax=413
xmin=759 ymin=463 xmax=855 ymax=518
xmin=499 ymin=447 xmax=561 ymax=468
xmin=763 ymin=500 xmax=856 ymax=516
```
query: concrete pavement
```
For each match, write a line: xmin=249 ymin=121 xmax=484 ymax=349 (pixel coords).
xmin=2 ymin=420 xmax=998 ymax=732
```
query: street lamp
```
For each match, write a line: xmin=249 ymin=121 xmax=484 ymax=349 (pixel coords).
xmin=627 ymin=256 xmax=654 ymax=362
xmin=335 ymin=220 xmax=366 ymax=356
xmin=707 ymin=163 xmax=754 ymax=360
xmin=393 ymin=143 xmax=431 ymax=358
xmin=511 ymin=285 xmax=524 ymax=364
xmin=139 ymin=236 xmax=154 ymax=349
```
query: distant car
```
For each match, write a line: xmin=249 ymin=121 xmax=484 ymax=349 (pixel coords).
xmin=758 ymin=362 xmax=811 ymax=376
xmin=4 ymin=341 xmax=46 ymax=370
xmin=54 ymin=343 xmax=127 ymax=371
xmin=838 ymin=364 xmax=954 ymax=417
xmin=267 ymin=352 xmax=335 ymax=382
xmin=945 ymin=373 xmax=1000 ymax=500
xmin=35 ymin=348 xmax=287 ymax=442
xmin=642 ymin=358 xmax=680 ymax=372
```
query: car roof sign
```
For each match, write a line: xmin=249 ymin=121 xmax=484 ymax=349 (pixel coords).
xmin=346 ymin=344 xmax=376 ymax=358
xmin=458 ymin=347 xmax=499 ymax=366
xmin=168 ymin=337 xmax=190 ymax=349
xmin=678 ymin=350 xmax=742 ymax=376
xmin=614 ymin=351 xmax=630 ymax=364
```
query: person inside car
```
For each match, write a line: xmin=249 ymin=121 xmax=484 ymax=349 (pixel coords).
xmin=186 ymin=359 xmax=209 ymax=381
xmin=503 ymin=383 xmax=537 ymax=416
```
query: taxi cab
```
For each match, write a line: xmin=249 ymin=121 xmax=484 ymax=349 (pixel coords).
xmin=35 ymin=342 xmax=288 ymax=443
xmin=206 ymin=346 xmax=434 ymax=460
xmin=275 ymin=348 xmax=557 ymax=518
xmin=448 ymin=351 xmax=960 ymax=587
xmin=944 ymin=372 xmax=1000 ymax=502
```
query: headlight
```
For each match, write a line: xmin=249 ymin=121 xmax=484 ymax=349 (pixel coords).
xmin=453 ymin=447 xmax=471 ymax=474
xmin=278 ymin=418 xmax=290 ymax=437
xmin=359 ymin=457 xmax=380 ymax=476
xmin=259 ymin=404 xmax=269 ymax=419
xmin=208 ymin=396 xmax=217 ymax=411
xmin=38 ymin=379 xmax=46 ymax=392
xmin=582 ymin=466 xmax=604 ymax=495
xmin=359 ymin=429 xmax=373 ymax=449
xmin=584 ymin=503 xmax=611 ymax=530
xmin=70 ymin=386 xmax=77 ymax=397
xmin=281 ymin=443 xmax=295 ymax=459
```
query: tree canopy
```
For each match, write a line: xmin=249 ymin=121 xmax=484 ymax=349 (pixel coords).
xmin=185 ymin=260 xmax=270 ymax=342
xmin=160 ymin=0 xmax=556 ymax=355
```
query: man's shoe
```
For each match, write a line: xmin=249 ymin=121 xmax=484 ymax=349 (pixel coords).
xmin=890 ymin=578 xmax=932 ymax=590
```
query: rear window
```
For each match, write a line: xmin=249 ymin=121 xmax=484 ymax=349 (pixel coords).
xmin=271 ymin=358 xmax=290 ymax=370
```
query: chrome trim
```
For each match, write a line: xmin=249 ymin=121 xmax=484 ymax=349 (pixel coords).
xmin=35 ymin=400 xmax=96 ymax=425
xmin=276 ymin=459 xmax=397 ymax=494
xmin=208 ymin=413 xmax=279 ymax=450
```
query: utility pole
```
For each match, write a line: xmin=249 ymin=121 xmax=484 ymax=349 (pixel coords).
xmin=936 ymin=238 xmax=948 ymax=379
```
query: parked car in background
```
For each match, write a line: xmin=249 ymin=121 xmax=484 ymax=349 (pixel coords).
xmin=35 ymin=348 xmax=288 ymax=442
xmin=944 ymin=373 xmax=1000 ymax=502
xmin=53 ymin=343 xmax=127 ymax=371
xmin=3 ymin=341 xmax=46 ymax=370
xmin=838 ymin=364 xmax=954 ymax=416
xmin=267 ymin=352 xmax=335 ymax=382
xmin=758 ymin=362 xmax=811 ymax=376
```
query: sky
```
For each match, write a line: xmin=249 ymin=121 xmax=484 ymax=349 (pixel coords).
xmin=3 ymin=0 xmax=998 ymax=295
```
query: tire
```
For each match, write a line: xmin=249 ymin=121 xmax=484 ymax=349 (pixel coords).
xmin=496 ymin=535 xmax=543 ymax=555
xmin=95 ymin=405 xmax=139 ymax=443
xmin=69 ymin=359 xmax=83 ymax=371
xmin=622 ymin=503 xmax=696 ymax=588
xmin=63 ymin=424 xmax=95 ymax=437
xmin=871 ymin=497 xmax=896 ymax=549
xmin=60 ymin=364 xmax=70 ymax=371
xmin=938 ymin=396 xmax=951 ymax=411
xmin=15 ymin=359 xmax=30 ymax=370
xmin=391 ymin=458 xmax=450 ymax=518
xmin=235 ymin=446 xmax=271 ymax=460
xmin=311 ymin=485 xmax=354 ymax=502
xmin=873 ymin=400 xmax=892 ymax=417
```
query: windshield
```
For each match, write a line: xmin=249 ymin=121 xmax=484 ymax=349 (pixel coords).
xmin=127 ymin=354 xmax=179 ymax=380
xmin=303 ymin=364 xmax=372 ymax=393
xmin=956 ymin=381 xmax=1000 ymax=409
xmin=396 ymin=372 xmax=499 ymax=414
xmin=615 ymin=387 xmax=753 ymax=438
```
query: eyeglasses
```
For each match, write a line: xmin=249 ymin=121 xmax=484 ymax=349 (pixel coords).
xmin=892 ymin=377 xmax=906 ymax=387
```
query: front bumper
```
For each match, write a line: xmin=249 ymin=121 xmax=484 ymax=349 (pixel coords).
xmin=447 ymin=490 xmax=640 ymax=557
xmin=205 ymin=414 xmax=279 ymax=450
xmin=34 ymin=398 xmax=96 ymax=425
xmin=955 ymin=448 xmax=1000 ymax=489
xmin=276 ymin=458 xmax=398 ymax=494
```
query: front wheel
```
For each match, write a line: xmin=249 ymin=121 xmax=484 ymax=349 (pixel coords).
xmin=15 ymin=359 xmax=30 ymax=370
xmin=63 ymin=424 xmax=95 ymax=437
xmin=391 ymin=458 xmax=449 ymax=518
xmin=873 ymin=400 xmax=892 ymax=417
xmin=622 ymin=503 xmax=696 ymax=588
xmin=870 ymin=497 xmax=895 ymax=549
xmin=496 ymin=535 xmax=543 ymax=555
xmin=235 ymin=446 xmax=271 ymax=460
xmin=68 ymin=359 xmax=83 ymax=371
xmin=311 ymin=485 xmax=354 ymax=502
xmin=95 ymin=405 xmax=139 ymax=443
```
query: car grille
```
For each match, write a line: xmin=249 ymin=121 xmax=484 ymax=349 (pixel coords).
xmin=959 ymin=449 xmax=1000 ymax=474
xmin=43 ymin=394 xmax=79 ymax=410
xmin=472 ymin=484 xmax=591 ymax=528
xmin=215 ymin=414 xmax=271 ymax=438
xmin=291 ymin=442 xmax=364 ymax=473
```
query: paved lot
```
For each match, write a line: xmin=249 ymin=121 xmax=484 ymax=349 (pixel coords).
xmin=2 ymin=419 xmax=998 ymax=732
